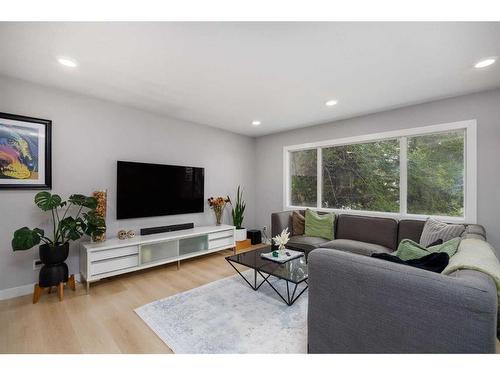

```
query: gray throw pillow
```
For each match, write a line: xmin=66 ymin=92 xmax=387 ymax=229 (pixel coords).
xmin=419 ymin=218 xmax=465 ymax=247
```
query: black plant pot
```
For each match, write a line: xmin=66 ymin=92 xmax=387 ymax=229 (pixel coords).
xmin=39 ymin=242 xmax=69 ymax=265
xmin=39 ymin=263 xmax=69 ymax=288
xmin=38 ymin=243 xmax=70 ymax=288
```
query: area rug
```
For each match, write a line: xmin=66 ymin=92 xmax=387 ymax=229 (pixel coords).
xmin=135 ymin=270 xmax=307 ymax=353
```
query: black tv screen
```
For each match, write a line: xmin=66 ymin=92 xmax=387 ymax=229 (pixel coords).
xmin=116 ymin=161 xmax=204 ymax=219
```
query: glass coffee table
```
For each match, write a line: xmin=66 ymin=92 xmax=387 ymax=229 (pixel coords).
xmin=225 ymin=246 xmax=308 ymax=306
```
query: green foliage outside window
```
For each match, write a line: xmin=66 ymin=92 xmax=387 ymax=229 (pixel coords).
xmin=289 ymin=130 xmax=465 ymax=218
xmin=290 ymin=149 xmax=317 ymax=207
xmin=322 ymin=140 xmax=400 ymax=212
xmin=407 ymin=131 xmax=464 ymax=217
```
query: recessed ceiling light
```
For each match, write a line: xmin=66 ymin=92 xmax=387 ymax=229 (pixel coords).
xmin=474 ymin=58 xmax=496 ymax=69
xmin=325 ymin=99 xmax=338 ymax=107
xmin=57 ymin=57 xmax=78 ymax=68
xmin=252 ymin=120 xmax=261 ymax=126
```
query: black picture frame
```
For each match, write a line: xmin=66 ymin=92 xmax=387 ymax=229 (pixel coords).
xmin=0 ymin=112 xmax=52 ymax=189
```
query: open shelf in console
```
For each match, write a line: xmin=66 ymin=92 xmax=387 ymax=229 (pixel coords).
xmin=140 ymin=240 xmax=178 ymax=265
xmin=179 ymin=235 xmax=208 ymax=256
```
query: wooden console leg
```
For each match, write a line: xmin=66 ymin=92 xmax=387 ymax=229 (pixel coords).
xmin=68 ymin=274 xmax=76 ymax=291
xmin=57 ymin=282 xmax=64 ymax=301
xmin=177 ymin=260 xmax=180 ymax=270
xmin=33 ymin=284 xmax=43 ymax=304
xmin=47 ymin=286 xmax=52 ymax=294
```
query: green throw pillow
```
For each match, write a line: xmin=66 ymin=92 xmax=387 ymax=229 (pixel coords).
xmin=304 ymin=209 xmax=334 ymax=240
xmin=394 ymin=239 xmax=429 ymax=261
xmin=428 ymin=237 xmax=461 ymax=258
xmin=394 ymin=238 xmax=461 ymax=261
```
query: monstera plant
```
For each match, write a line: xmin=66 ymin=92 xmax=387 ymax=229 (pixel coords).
xmin=12 ymin=192 xmax=105 ymax=258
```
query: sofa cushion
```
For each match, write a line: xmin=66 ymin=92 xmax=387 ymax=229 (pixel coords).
xmin=321 ymin=239 xmax=393 ymax=257
xmin=286 ymin=235 xmax=329 ymax=252
xmin=398 ymin=219 xmax=426 ymax=244
xmin=335 ymin=214 xmax=398 ymax=250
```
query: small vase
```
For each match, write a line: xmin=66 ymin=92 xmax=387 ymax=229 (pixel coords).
xmin=278 ymin=243 xmax=286 ymax=255
xmin=214 ymin=208 xmax=223 ymax=225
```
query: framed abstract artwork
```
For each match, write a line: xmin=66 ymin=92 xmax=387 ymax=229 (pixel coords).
xmin=0 ymin=112 xmax=52 ymax=189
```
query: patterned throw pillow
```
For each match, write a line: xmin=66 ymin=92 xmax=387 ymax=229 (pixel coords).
xmin=292 ymin=211 xmax=305 ymax=236
xmin=419 ymin=218 xmax=465 ymax=247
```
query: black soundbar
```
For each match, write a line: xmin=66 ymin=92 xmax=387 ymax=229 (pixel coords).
xmin=140 ymin=223 xmax=194 ymax=236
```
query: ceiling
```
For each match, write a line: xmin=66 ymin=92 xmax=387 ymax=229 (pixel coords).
xmin=0 ymin=22 xmax=499 ymax=137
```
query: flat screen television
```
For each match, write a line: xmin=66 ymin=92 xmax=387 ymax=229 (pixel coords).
xmin=116 ymin=161 xmax=204 ymax=219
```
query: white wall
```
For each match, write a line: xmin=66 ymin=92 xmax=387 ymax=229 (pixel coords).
xmin=0 ymin=75 xmax=256 ymax=293
xmin=2 ymin=73 xmax=500 ymax=297
xmin=255 ymin=88 xmax=500 ymax=251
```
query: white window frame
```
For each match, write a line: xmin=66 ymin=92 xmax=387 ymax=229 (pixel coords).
xmin=283 ymin=120 xmax=477 ymax=224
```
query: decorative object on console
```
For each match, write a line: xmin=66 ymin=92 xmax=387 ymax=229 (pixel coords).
xmin=127 ymin=229 xmax=136 ymax=238
xmin=208 ymin=195 xmax=231 ymax=225
xmin=91 ymin=189 xmax=107 ymax=242
xmin=118 ymin=230 xmax=128 ymax=240
xmin=272 ymin=228 xmax=290 ymax=253
xmin=231 ymin=185 xmax=247 ymax=241
xmin=0 ymin=112 xmax=52 ymax=189
xmin=11 ymin=191 xmax=105 ymax=303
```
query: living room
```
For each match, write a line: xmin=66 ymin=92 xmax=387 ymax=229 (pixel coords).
xmin=1 ymin=1 xmax=500 ymax=372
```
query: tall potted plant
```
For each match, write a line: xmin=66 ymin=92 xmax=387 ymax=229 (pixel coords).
xmin=231 ymin=185 xmax=247 ymax=241
xmin=12 ymin=191 xmax=105 ymax=289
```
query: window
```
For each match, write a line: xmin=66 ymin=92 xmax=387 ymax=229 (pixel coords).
xmin=322 ymin=139 xmax=400 ymax=212
xmin=290 ymin=149 xmax=317 ymax=207
xmin=407 ymin=130 xmax=465 ymax=217
xmin=284 ymin=121 xmax=476 ymax=222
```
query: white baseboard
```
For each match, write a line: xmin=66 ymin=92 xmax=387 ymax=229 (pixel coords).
xmin=0 ymin=273 xmax=82 ymax=301
xmin=0 ymin=283 xmax=34 ymax=301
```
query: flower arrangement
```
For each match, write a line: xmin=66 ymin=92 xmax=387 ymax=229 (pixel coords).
xmin=273 ymin=228 xmax=290 ymax=252
xmin=208 ymin=196 xmax=231 ymax=225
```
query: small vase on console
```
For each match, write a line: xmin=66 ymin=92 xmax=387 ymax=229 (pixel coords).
xmin=208 ymin=196 xmax=231 ymax=225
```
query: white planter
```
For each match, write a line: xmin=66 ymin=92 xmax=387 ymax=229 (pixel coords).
xmin=235 ymin=228 xmax=247 ymax=242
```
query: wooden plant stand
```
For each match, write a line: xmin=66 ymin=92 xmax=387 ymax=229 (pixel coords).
xmin=33 ymin=274 xmax=76 ymax=304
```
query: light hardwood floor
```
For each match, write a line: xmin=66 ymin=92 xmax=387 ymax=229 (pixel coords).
xmin=0 ymin=246 xmax=256 ymax=354
xmin=1 ymin=245 xmax=499 ymax=354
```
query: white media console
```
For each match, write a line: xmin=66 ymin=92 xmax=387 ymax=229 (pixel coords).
xmin=80 ymin=224 xmax=236 ymax=293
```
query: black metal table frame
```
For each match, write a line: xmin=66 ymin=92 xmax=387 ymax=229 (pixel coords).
xmin=226 ymin=258 xmax=308 ymax=306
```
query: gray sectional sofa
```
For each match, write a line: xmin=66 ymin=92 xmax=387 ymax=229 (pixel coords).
xmin=271 ymin=210 xmax=499 ymax=353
